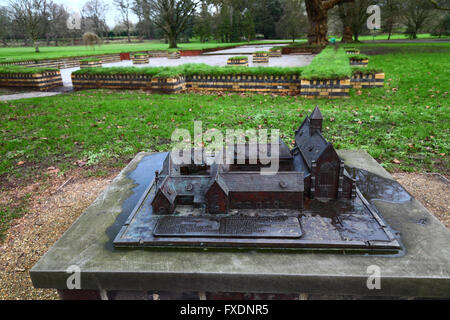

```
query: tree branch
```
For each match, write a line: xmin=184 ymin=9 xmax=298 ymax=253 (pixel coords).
xmin=323 ymin=0 xmax=354 ymax=10
xmin=429 ymin=0 xmax=450 ymax=11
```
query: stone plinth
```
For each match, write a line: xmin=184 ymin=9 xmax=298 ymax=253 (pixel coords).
xmin=30 ymin=151 xmax=450 ymax=299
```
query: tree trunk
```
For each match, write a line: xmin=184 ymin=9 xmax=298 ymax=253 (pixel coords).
xmin=33 ymin=39 xmax=40 ymax=53
xmin=341 ymin=25 xmax=353 ymax=42
xmin=168 ymin=34 xmax=177 ymax=48
xmin=305 ymin=0 xmax=329 ymax=45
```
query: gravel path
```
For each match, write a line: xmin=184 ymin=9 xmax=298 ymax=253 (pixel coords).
xmin=0 ymin=171 xmax=448 ymax=300
xmin=0 ymin=170 xmax=118 ymax=300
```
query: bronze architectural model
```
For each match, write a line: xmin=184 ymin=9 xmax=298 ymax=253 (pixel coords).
xmin=114 ymin=107 xmax=401 ymax=253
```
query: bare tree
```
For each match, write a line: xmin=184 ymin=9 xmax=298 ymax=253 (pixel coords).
xmin=114 ymin=0 xmax=132 ymax=42
xmin=276 ymin=0 xmax=308 ymax=42
xmin=402 ymin=0 xmax=436 ymax=39
xmin=132 ymin=0 xmax=155 ymax=39
xmin=336 ymin=0 xmax=370 ymax=42
xmin=149 ymin=0 xmax=199 ymax=48
xmin=379 ymin=0 xmax=401 ymax=40
xmin=304 ymin=0 xmax=354 ymax=45
xmin=0 ymin=7 xmax=12 ymax=47
xmin=9 ymin=0 xmax=48 ymax=52
xmin=82 ymin=0 xmax=109 ymax=38
xmin=46 ymin=2 xmax=69 ymax=46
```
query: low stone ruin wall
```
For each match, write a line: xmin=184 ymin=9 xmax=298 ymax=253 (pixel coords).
xmin=72 ymin=72 xmax=385 ymax=97
xmin=80 ymin=61 xmax=102 ymax=69
xmin=186 ymin=75 xmax=302 ymax=93
xmin=151 ymin=77 xmax=186 ymax=93
xmin=132 ymin=55 xmax=149 ymax=64
xmin=0 ymin=70 xmax=63 ymax=91
xmin=0 ymin=54 xmax=121 ymax=69
xmin=72 ymin=73 xmax=153 ymax=90
xmin=72 ymin=73 xmax=304 ymax=94
xmin=351 ymin=72 xmax=385 ymax=88
xmin=300 ymin=79 xmax=351 ymax=99
xmin=349 ymin=58 xmax=369 ymax=67
xmin=282 ymin=46 xmax=324 ymax=55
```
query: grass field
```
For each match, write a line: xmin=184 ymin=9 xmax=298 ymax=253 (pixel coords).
xmin=0 ymin=40 xmax=292 ymax=63
xmin=0 ymin=33 xmax=446 ymax=63
xmin=0 ymin=41 xmax=449 ymax=238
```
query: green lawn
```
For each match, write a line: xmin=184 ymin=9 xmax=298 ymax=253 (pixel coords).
xmin=0 ymin=41 xmax=449 ymax=240
xmin=0 ymin=40 xmax=293 ymax=63
xmin=329 ymin=33 xmax=450 ymax=41
xmin=0 ymin=33 xmax=445 ymax=63
xmin=1 ymin=42 xmax=448 ymax=183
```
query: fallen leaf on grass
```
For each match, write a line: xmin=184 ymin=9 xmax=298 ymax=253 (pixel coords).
xmin=392 ymin=159 xmax=401 ymax=164
xmin=74 ymin=159 xmax=87 ymax=167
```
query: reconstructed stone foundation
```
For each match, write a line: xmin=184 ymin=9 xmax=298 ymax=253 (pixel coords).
xmin=282 ymin=46 xmax=324 ymax=55
xmin=72 ymin=73 xmax=302 ymax=94
xmin=0 ymin=70 xmax=63 ymax=91
xmin=350 ymin=58 xmax=369 ymax=67
xmin=80 ymin=60 xmax=102 ymax=69
xmin=186 ymin=74 xmax=302 ymax=93
xmin=72 ymin=69 xmax=384 ymax=96
xmin=167 ymin=51 xmax=181 ymax=59
xmin=0 ymin=54 xmax=121 ymax=69
xmin=345 ymin=49 xmax=360 ymax=55
xmin=227 ymin=59 xmax=248 ymax=66
xmin=269 ymin=50 xmax=282 ymax=57
xmin=351 ymin=72 xmax=385 ymax=88
xmin=72 ymin=73 xmax=153 ymax=90
xmin=151 ymin=77 xmax=186 ymax=93
xmin=300 ymin=79 xmax=351 ymax=98
xmin=132 ymin=55 xmax=149 ymax=65
xmin=253 ymin=53 xmax=269 ymax=63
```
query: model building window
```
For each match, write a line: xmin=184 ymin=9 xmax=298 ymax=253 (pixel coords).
xmin=180 ymin=164 xmax=210 ymax=176
xmin=176 ymin=196 xmax=195 ymax=205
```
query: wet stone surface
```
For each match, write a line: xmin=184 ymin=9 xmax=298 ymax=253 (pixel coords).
xmin=30 ymin=151 xmax=450 ymax=298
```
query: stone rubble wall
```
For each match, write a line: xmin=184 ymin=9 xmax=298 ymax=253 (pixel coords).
xmin=72 ymin=72 xmax=384 ymax=97
xmin=351 ymin=72 xmax=385 ymax=88
xmin=350 ymin=58 xmax=369 ymax=67
xmin=300 ymin=79 xmax=351 ymax=99
xmin=0 ymin=54 xmax=121 ymax=69
xmin=0 ymin=70 xmax=63 ymax=91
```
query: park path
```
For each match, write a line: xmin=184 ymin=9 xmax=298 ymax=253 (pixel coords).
xmin=0 ymin=91 xmax=63 ymax=102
